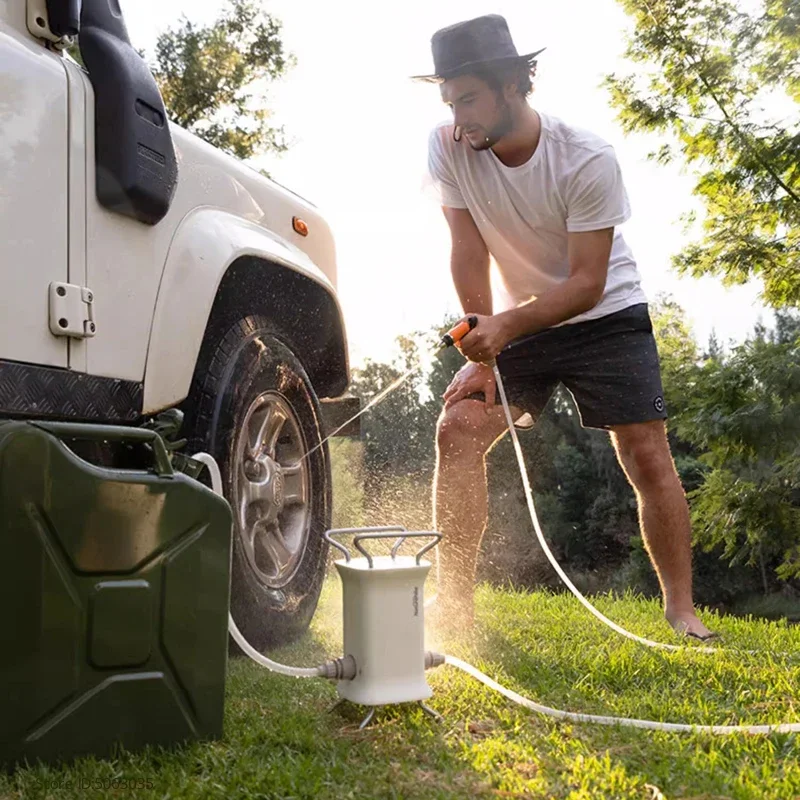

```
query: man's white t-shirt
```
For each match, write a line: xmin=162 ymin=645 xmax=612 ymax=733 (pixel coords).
xmin=427 ymin=112 xmax=648 ymax=324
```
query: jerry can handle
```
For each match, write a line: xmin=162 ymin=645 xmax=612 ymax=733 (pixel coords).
xmin=30 ymin=421 xmax=174 ymax=476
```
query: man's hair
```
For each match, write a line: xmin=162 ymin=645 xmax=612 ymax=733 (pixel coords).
xmin=466 ymin=58 xmax=537 ymax=98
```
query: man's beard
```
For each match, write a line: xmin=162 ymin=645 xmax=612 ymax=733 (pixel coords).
xmin=466 ymin=102 xmax=514 ymax=151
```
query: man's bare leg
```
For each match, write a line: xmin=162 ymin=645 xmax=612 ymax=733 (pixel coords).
xmin=610 ymin=420 xmax=715 ymax=639
xmin=432 ymin=399 xmax=518 ymax=625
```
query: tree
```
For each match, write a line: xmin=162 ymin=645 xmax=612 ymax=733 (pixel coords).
xmin=71 ymin=0 xmax=293 ymax=162
xmin=676 ymin=310 xmax=800 ymax=584
xmin=649 ymin=293 xmax=702 ymax=419
xmin=605 ymin=0 xmax=799 ymax=306
xmin=349 ymin=339 xmax=433 ymax=488
xmin=151 ymin=0 xmax=292 ymax=160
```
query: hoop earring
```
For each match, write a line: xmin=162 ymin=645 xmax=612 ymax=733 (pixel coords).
xmin=453 ymin=126 xmax=462 ymax=143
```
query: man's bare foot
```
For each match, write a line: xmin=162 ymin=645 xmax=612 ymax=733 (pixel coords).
xmin=666 ymin=610 xmax=719 ymax=641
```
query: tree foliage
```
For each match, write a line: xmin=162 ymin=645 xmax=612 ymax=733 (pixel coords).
xmin=676 ymin=312 xmax=800 ymax=579
xmin=71 ymin=0 xmax=293 ymax=161
xmin=605 ymin=0 xmax=799 ymax=306
xmin=151 ymin=0 xmax=292 ymax=160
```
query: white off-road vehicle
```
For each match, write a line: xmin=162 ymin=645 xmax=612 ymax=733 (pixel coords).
xmin=1 ymin=0 xmax=358 ymax=647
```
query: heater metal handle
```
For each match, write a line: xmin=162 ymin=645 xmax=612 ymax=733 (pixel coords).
xmin=353 ymin=530 xmax=443 ymax=568
xmin=323 ymin=526 xmax=408 ymax=563
xmin=390 ymin=531 xmax=443 ymax=565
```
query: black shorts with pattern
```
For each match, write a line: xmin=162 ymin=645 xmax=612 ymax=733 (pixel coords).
xmin=471 ymin=303 xmax=668 ymax=431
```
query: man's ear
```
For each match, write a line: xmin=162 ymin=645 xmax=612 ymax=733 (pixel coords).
xmin=502 ymin=82 xmax=519 ymax=104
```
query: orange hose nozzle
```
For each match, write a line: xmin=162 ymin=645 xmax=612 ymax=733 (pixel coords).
xmin=441 ymin=316 xmax=478 ymax=347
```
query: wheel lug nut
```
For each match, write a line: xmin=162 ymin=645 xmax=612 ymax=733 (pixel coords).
xmin=244 ymin=460 xmax=264 ymax=480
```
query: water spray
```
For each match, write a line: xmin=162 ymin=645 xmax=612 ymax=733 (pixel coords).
xmin=191 ymin=453 xmax=445 ymax=729
xmin=296 ymin=319 xmax=476 ymax=466
xmin=190 ymin=316 xmax=799 ymax=736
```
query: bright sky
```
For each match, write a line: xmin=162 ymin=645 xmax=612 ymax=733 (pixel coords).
xmin=122 ymin=0 xmax=773 ymax=367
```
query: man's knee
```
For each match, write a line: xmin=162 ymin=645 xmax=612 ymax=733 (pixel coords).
xmin=436 ymin=401 xmax=497 ymax=457
xmin=613 ymin=423 xmax=677 ymax=490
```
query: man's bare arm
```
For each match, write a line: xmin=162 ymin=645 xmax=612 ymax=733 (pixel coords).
xmin=500 ymin=227 xmax=613 ymax=339
xmin=454 ymin=228 xmax=615 ymax=363
xmin=443 ymin=207 xmax=492 ymax=316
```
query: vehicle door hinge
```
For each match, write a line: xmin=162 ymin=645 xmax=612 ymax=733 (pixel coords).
xmin=49 ymin=282 xmax=97 ymax=339
xmin=27 ymin=1 xmax=76 ymax=51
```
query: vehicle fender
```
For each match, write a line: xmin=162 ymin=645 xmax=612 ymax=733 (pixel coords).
xmin=143 ymin=207 xmax=344 ymax=414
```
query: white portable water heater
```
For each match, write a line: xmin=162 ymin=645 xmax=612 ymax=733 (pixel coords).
xmin=324 ymin=527 xmax=442 ymax=724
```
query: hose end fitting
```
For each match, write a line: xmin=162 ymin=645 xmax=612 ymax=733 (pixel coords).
xmin=425 ymin=651 xmax=446 ymax=670
xmin=318 ymin=654 xmax=357 ymax=681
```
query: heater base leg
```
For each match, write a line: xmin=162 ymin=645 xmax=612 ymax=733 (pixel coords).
xmin=330 ymin=700 xmax=441 ymax=730
xmin=419 ymin=702 xmax=442 ymax=722
xmin=358 ymin=707 xmax=376 ymax=730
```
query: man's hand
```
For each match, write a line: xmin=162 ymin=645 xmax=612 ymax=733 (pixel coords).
xmin=443 ymin=361 xmax=497 ymax=410
xmin=455 ymin=313 xmax=516 ymax=363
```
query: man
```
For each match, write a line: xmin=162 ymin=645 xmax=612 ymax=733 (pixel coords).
xmin=413 ymin=14 xmax=716 ymax=641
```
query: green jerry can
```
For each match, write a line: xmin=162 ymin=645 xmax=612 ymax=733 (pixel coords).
xmin=0 ymin=421 xmax=233 ymax=770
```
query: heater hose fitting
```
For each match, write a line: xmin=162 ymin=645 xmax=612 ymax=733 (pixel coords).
xmin=318 ymin=654 xmax=358 ymax=681
xmin=425 ymin=651 xmax=446 ymax=670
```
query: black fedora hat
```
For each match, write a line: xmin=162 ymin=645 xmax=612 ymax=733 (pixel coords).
xmin=412 ymin=14 xmax=545 ymax=83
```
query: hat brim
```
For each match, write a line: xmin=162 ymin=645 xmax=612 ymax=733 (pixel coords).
xmin=411 ymin=48 xmax=546 ymax=83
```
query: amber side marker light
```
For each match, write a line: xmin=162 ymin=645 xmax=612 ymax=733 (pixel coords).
xmin=293 ymin=217 xmax=309 ymax=237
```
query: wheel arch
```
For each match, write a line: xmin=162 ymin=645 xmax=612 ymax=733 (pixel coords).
xmin=143 ymin=208 xmax=350 ymax=414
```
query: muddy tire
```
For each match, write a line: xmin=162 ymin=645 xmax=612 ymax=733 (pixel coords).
xmin=183 ymin=315 xmax=331 ymax=650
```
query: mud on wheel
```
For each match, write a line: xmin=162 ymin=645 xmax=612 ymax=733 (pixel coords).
xmin=183 ymin=315 xmax=331 ymax=650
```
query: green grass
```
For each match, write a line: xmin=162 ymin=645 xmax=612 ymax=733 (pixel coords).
xmin=4 ymin=580 xmax=800 ymax=800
